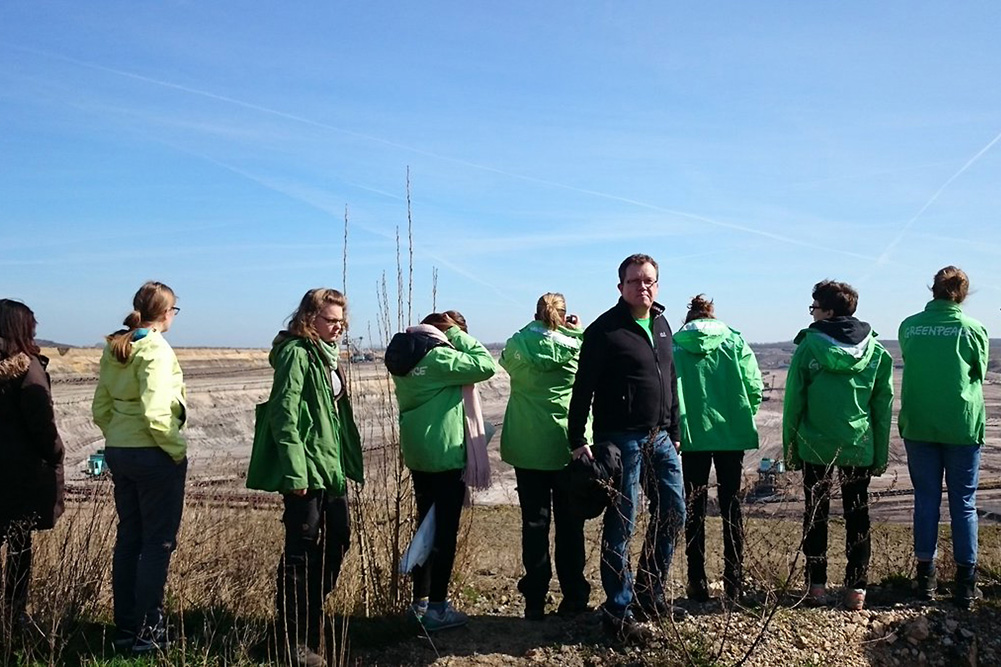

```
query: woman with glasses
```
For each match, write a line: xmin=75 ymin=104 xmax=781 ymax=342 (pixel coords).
xmin=899 ymin=267 xmax=988 ymax=608
xmin=247 ymin=288 xmax=363 ymax=667
xmin=92 ymin=281 xmax=187 ymax=652
xmin=673 ymin=295 xmax=762 ymax=604
xmin=0 ymin=299 xmax=65 ymax=632
xmin=499 ymin=293 xmax=589 ymax=620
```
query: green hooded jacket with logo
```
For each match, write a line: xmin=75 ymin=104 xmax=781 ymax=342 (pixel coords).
xmin=246 ymin=334 xmax=364 ymax=495
xmin=499 ymin=321 xmax=584 ymax=470
xmin=782 ymin=318 xmax=894 ymax=472
xmin=673 ymin=319 xmax=763 ymax=453
xmin=392 ymin=327 xmax=497 ymax=473
xmin=898 ymin=299 xmax=989 ymax=446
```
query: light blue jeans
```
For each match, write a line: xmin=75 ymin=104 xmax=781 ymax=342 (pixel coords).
xmin=598 ymin=429 xmax=686 ymax=619
xmin=904 ymin=440 xmax=981 ymax=566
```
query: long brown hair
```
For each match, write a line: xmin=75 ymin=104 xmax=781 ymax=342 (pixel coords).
xmin=287 ymin=288 xmax=347 ymax=341
xmin=684 ymin=294 xmax=716 ymax=324
xmin=0 ymin=299 xmax=40 ymax=357
xmin=931 ymin=266 xmax=969 ymax=304
xmin=106 ymin=282 xmax=177 ymax=362
xmin=535 ymin=293 xmax=567 ymax=330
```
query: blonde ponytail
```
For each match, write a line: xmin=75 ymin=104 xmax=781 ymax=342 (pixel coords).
xmin=535 ymin=292 xmax=567 ymax=330
xmin=105 ymin=282 xmax=176 ymax=362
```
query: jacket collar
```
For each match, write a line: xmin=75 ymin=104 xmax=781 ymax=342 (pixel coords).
xmin=0 ymin=352 xmax=31 ymax=383
xmin=614 ymin=297 xmax=665 ymax=321
xmin=926 ymin=299 xmax=963 ymax=313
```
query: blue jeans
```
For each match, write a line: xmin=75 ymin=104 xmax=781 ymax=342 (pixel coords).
xmin=105 ymin=447 xmax=187 ymax=634
xmin=598 ymin=429 xmax=685 ymax=618
xmin=905 ymin=440 xmax=980 ymax=566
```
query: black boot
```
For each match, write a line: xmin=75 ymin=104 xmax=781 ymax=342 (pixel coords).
xmin=954 ymin=564 xmax=982 ymax=610
xmin=915 ymin=560 xmax=937 ymax=601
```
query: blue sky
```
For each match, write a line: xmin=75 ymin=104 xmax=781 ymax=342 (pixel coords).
xmin=2 ymin=2 xmax=999 ymax=348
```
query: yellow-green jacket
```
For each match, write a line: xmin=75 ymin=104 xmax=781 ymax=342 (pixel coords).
xmin=92 ymin=331 xmax=187 ymax=461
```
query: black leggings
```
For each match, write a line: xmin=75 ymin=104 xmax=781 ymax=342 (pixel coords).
xmin=802 ymin=463 xmax=871 ymax=589
xmin=411 ymin=469 xmax=466 ymax=603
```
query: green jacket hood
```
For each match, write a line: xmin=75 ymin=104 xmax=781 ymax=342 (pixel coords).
xmin=498 ymin=321 xmax=583 ymax=470
xmin=674 ymin=319 xmax=733 ymax=355
xmin=793 ymin=317 xmax=877 ymax=374
xmin=502 ymin=321 xmax=582 ymax=371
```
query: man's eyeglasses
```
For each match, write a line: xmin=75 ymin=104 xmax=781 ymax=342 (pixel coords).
xmin=170 ymin=306 xmax=181 ymax=315
xmin=625 ymin=278 xmax=658 ymax=288
xmin=808 ymin=305 xmax=819 ymax=313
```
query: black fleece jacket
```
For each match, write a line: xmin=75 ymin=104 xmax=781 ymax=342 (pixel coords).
xmin=567 ymin=298 xmax=680 ymax=448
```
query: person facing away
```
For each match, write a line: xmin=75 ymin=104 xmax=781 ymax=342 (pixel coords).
xmin=91 ymin=281 xmax=187 ymax=653
xmin=566 ymin=253 xmax=686 ymax=642
xmin=0 ymin=299 xmax=65 ymax=632
xmin=246 ymin=288 xmax=364 ymax=667
xmin=673 ymin=294 xmax=762 ymax=605
xmin=499 ymin=292 xmax=590 ymax=621
xmin=384 ymin=311 xmax=496 ymax=632
xmin=782 ymin=279 xmax=893 ymax=612
xmin=898 ymin=266 xmax=989 ymax=609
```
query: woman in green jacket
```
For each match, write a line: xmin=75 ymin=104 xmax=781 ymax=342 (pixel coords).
xmin=782 ymin=280 xmax=894 ymax=611
xmin=674 ymin=295 xmax=762 ymax=603
xmin=385 ymin=311 xmax=496 ymax=632
xmin=246 ymin=288 xmax=363 ymax=667
xmin=92 ymin=281 xmax=186 ymax=653
xmin=500 ymin=293 xmax=589 ymax=620
xmin=899 ymin=266 xmax=989 ymax=608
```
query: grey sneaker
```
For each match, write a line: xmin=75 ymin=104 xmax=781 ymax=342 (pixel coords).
xmin=420 ymin=602 xmax=469 ymax=632
xmin=132 ymin=624 xmax=168 ymax=653
xmin=290 ymin=645 xmax=326 ymax=667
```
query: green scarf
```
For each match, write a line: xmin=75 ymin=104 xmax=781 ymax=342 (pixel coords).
xmin=316 ymin=339 xmax=339 ymax=370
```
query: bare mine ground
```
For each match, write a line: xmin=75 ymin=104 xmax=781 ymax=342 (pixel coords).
xmin=25 ymin=342 xmax=1001 ymax=666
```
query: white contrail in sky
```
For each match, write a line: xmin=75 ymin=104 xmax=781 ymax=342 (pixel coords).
xmin=5 ymin=43 xmax=893 ymax=263
xmin=876 ymin=128 xmax=1001 ymax=266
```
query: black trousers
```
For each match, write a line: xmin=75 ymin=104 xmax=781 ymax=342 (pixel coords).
xmin=105 ymin=447 xmax=187 ymax=634
xmin=514 ymin=468 xmax=589 ymax=609
xmin=682 ymin=451 xmax=744 ymax=590
xmin=802 ymin=463 xmax=871 ymax=589
xmin=411 ymin=469 xmax=465 ymax=603
xmin=276 ymin=490 xmax=350 ymax=647
xmin=1 ymin=518 xmax=32 ymax=624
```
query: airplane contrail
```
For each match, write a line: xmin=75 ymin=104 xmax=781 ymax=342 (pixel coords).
xmin=5 ymin=43 xmax=892 ymax=263
xmin=876 ymin=128 xmax=1001 ymax=266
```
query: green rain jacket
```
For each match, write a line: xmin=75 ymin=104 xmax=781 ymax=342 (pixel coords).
xmin=246 ymin=334 xmax=363 ymax=494
xmin=898 ymin=299 xmax=989 ymax=446
xmin=499 ymin=321 xmax=583 ymax=470
xmin=92 ymin=331 xmax=188 ymax=462
xmin=673 ymin=319 xmax=763 ymax=453
xmin=392 ymin=327 xmax=496 ymax=473
xmin=782 ymin=317 xmax=894 ymax=472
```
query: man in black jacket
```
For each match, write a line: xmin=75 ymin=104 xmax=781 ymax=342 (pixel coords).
xmin=568 ymin=254 xmax=686 ymax=640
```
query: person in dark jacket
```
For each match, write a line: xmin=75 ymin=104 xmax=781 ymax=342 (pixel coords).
xmin=0 ymin=299 xmax=65 ymax=631
xmin=567 ymin=254 xmax=686 ymax=642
